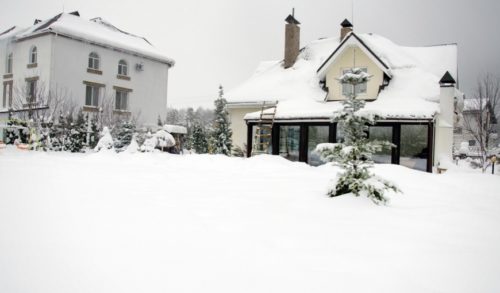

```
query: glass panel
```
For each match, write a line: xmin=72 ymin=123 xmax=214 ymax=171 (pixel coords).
xmin=279 ymin=125 xmax=300 ymax=161
xmin=2 ymin=84 xmax=6 ymax=108
xmin=368 ymin=126 xmax=392 ymax=164
xmin=115 ymin=92 xmax=121 ymax=109
xmin=85 ymin=86 xmax=92 ymax=106
xmin=252 ymin=124 xmax=272 ymax=154
xmin=336 ymin=123 xmax=345 ymax=143
xmin=400 ymin=125 xmax=428 ymax=171
xmin=308 ymin=125 xmax=330 ymax=166
xmin=92 ymin=87 xmax=99 ymax=106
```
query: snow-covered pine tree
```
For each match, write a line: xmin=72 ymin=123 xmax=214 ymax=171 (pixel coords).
xmin=94 ymin=126 xmax=114 ymax=151
xmin=315 ymin=68 xmax=400 ymax=204
xmin=113 ymin=120 xmax=136 ymax=151
xmin=66 ymin=111 xmax=86 ymax=153
xmin=211 ymin=85 xmax=233 ymax=155
xmin=192 ymin=121 xmax=208 ymax=154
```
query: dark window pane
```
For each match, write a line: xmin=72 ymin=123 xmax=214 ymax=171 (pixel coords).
xmin=368 ymin=126 xmax=392 ymax=164
xmin=279 ymin=125 xmax=300 ymax=161
xmin=308 ymin=126 xmax=329 ymax=166
xmin=85 ymin=86 xmax=92 ymax=106
xmin=400 ymin=125 xmax=428 ymax=171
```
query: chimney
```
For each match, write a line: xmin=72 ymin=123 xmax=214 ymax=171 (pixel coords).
xmin=435 ymin=71 xmax=457 ymax=167
xmin=340 ymin=19 xmax=353 ymax=40
xmin=284 ymin=9 xmax=300 ymax=69
xmin=33 ymin=19 xmax=42 ymax=25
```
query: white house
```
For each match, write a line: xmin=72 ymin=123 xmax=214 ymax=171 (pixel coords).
xmin=226 ymin=15 xmax=462 ymax=172
xmin=0 ymin=11 xmax=174 ymax=130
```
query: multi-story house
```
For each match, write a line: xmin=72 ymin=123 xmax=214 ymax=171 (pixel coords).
xmin=226 ymin=14 xmax=462 ymax=172
xmin=0 ymin=11 xmax=174 ymax=130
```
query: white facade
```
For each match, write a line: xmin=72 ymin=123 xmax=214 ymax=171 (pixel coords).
xmin=0 ymin=13 xmax=174 ymax=127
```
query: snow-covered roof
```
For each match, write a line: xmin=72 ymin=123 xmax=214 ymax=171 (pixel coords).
xmin=463 ymin=99 xmax=487 ymax=111
xmin=163 ymin=124 xmax=187 ymax=134
xmin=226 ymin=32 xmax=458 ymax=121
xmin=2 ymin=13 xmax=174 ymax=65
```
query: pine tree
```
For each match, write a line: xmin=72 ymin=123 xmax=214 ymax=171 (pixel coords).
xmin=211 ymin=85 xmax=233 ymax=155
xmin=192 ymin=121 xmax=208 ymax=154
xmin=157 ymin=115 xmax=163 ymax=127
xmin=315 ymin=68 xmax=400 ymax=204
xmin=84 ymin=114 xmax=100 ymax=149
xmin=113 ymin=120 xmax=136 ymax=151
xmin=66 ymin=111 xmax=86 ymax=153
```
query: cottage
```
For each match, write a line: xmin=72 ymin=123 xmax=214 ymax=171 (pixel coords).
xmin=226 ymin=14 xmax=461 ymax=172
xmin=0 ymin=11 xmax=174 ymax=133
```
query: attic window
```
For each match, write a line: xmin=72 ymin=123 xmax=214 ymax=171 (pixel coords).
xmin=342 ymin=68 xmax=367 ymax=96
xmin=88 ymin=52 xmax=100 ymax=70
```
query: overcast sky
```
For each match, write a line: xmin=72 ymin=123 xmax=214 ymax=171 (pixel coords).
xmin=2 ymin=0 xmax=500 ymax=108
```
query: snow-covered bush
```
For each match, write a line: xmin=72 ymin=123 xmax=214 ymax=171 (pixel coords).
xmin=124 ymin=134 xmax=140 ymax=154
xmin=316 ymin=68 xmax=400 ymax=204
xmin=140 ymin=130 xmax=176 ymax=152
xmin=94 ymin=127 xmax=114 ymax=152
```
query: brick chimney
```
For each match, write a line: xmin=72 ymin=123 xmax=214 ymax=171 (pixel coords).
xmin=340 ymin=19 xmax=353 ymax=40
xmin=284 ymin=9 xmax=300 ymax=69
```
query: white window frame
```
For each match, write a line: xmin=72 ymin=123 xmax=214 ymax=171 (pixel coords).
xmin=88 ymin=52 xmax=100 ymax=70
xmin=29 ymin=46 xmax=37 ymax=64
xmin=115 ymin=90 xmax=129 ymax=111
xmin=118 ymin=60 xmax=128 ymax=76
xmin=85 ymin=85 xmax=100 ymax=107
xmin=342 ymin=67 xmax=368 ymax=97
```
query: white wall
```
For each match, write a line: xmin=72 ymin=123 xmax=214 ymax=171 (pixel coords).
xmin=50 ymin=34 xmax=170 ymax=126
xmin=1 ymin=32 xmax=171 ymax=126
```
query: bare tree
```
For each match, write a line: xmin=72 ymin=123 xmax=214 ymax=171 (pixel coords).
xmin=462 ymin=74 xmax=500 ymax=171
xmin=11 ymin=81 xmax=76 ymax=123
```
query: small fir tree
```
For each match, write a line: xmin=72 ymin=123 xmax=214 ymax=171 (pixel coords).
xmin=315 ymin=68 xmax=400 ymax=204
xmin=113 ymin=120 xmax=136 ymax=151
xmin=192 ymin=121 xmax=208 ymax=154
xmin=211 ymin=85 xmax=233 ymax=155
xmin=66 ymin=111 xmax=86 ymax=153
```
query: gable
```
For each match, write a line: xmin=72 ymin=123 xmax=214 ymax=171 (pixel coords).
xmin=317 ymin=33 xmax=391 ymax=79
xmin=323 ymin=45 xmax=385 ymax=101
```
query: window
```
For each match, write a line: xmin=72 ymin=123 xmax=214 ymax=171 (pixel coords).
xmin=6 ymin=53 xmax=12 ymax=74
xmin=85 ymin=85 xmax=100 ymax=107
xmin=118 ymin=60 xmax=128 ymax=76
xmin=26 ymin=80 xmax=37 ymax=103
xmin=307 ymin=125 xmax=330 ymax=166
xmin=115 ymin=90 xmax=128 ymax=110
xmin=400 ymin=125 xmax=428 ymax=171
xmin=368 ymin=126 xmax=392 ymax=164
xmin=279 ymin=125 xmax=300 ymax=161
xmin=342 ymin=68 xmax=368 ymax=96
xmin=468 ymin=140 xmax=476 ymax=147
xmin=2 ymin=82 xmax=12 ymax=108
xmin=88 ymin=52 xmax=100 ymax=70
xmin=29 ymin=46 xmax=37 ymax=64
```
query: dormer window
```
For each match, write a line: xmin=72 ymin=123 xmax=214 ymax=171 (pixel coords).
xmin=118 ymin=60 xmax=128 ymax=76
xmin=88 ymin=52 xmax=100 ymax=70
xmin=342 ymin=68 xmax=368 ymax=96
xmin=29 ymin=46 xmax=37 ymax=64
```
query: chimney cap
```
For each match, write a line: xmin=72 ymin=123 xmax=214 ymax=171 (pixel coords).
xmin=69 ymin=11 xmax=80 ymax=17
xmin=440 ymin=71 xmax=456 ymax=85
xmin=341 ymin=19 xmax=353 ymax=28
xmin=33 ymin=19 xmax=42 ymax=25
xmin=285 ymin=14 xmax=300 ymax=25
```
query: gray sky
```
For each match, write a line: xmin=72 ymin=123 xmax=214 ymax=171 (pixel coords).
xmin=2 ymin=0 xmax=500 ymax=108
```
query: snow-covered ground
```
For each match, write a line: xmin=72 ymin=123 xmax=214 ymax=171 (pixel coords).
xmin=0 ymin=147 xmax=499 ymax=293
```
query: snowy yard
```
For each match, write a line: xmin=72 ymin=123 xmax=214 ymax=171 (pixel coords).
xmin=0 ymin=147 xmax=499 ymax=293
